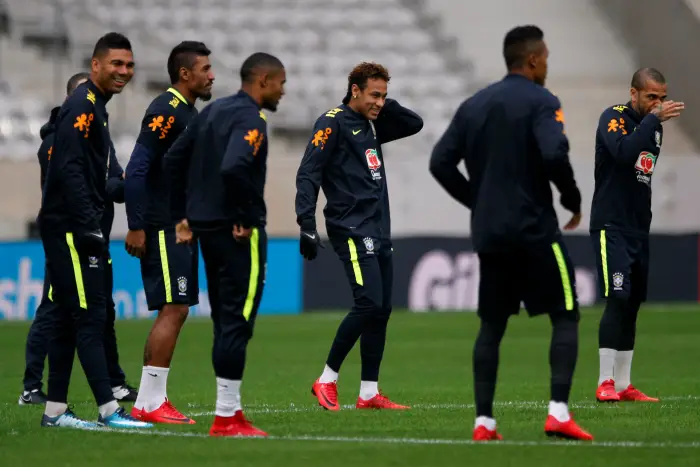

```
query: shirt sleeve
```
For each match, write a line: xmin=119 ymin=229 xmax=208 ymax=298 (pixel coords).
xmin=106 ymin=143 xmax=125 ymax=204
xmin=220 ymin=110 xmax=267 ymax=227
xmin=50 ymin=97 xmax=100 ymax=232
xmin=533 ymin=94 xmax=581 ymax=214
xmin=598 ymin=106 xmax=660 ymax=165
xmin=374 ymin=99 xmax=424 ymax=145
xmin=294 ymin=115 xmax=339 ymax=231
xmin=124 ymin=103 xmax=179 ymax=230
xmin=429 ymin=101 xmax=472 ymax=209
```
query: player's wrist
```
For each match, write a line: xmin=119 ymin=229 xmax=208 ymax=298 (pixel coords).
xmin=299 ymin=219 xmax=316 ymax=232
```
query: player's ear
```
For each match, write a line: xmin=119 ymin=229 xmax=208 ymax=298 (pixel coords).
xmin=179 ymin=67 xmax=189 ymax=82
xmin=351 ymin=83 xmax=361 ymax=97
xmin=91 ymin=57 xmax=100 ymax=75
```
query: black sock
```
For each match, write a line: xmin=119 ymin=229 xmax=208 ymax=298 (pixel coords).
xmin=473 ymin=318 xmax=508 ymax=418
xmin=598 ymin=297 xmax=627 ymax=350
xmin=549 ymin=312 xmax=579 ymax=403
xmin=359 ymin=312 xmax=390 ymax=381
xmin=619 ymin=298 xmax=641 ymax=351
xmin=326 ymin=309 xmax=367 ymax=372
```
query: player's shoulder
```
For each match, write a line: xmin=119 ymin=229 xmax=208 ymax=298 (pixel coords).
xmin=146 ymin=90 xmax=183 ymax=116
xmin=600 ymin=104 xmax=630 ymax=118
xmin=313 ymin=106 xmax=345 ymax=128
xmin=529 ymin=84 xmax=560 ymax=108
xmin=62 ymin=84 xmax=97 ymax=113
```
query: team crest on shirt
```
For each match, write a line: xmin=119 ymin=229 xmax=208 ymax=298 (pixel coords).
xmin=612 ymin=272 xmax=624 ymax=290
xmin=363 ymin=237 xmax=375 ymax=254
xmin=365 ymin=149 xmax=382 ymax=180
xmin=635 ymin=151 xmax=657 ymax=186
xmin=177 ymin=276 xmax=188 ymax=295
xmin=88 ymin=256 xmax=99 ymax=268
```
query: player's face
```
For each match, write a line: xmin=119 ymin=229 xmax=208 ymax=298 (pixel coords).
xmin=261 ymin=68 xmax=286 ymax=112
xmin=187 ymin=55 xmax=215 ymax=102
xmin=530 ymin=42 xmax=548 ymax=86
xmin=631 ymin=81 xmax=668 ymax=117
xmin=356 ymin=78 xmax=388 ymax=120
xmin=93 ymin=48 xmax=135 ymax=94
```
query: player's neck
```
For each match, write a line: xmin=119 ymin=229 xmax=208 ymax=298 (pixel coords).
xmin=240 ymin=84 xmax=263 ymax=108
xmin=507 ymin=68 xmax=535 ymax=83
xmin=172 ymin=83 xmax=196 ymax=105
xmin=89 ymin=74 xmax=109 ymax=97
xmin=347 ymin=100 xmax=363 ymax=115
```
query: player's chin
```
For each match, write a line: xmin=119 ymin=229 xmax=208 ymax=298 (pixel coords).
xmin=262 ymin=100 xmax=279 ymax=112
xmin=367 ymin=110 xmax=380 ymax=120
xmin=199 ymin=92 xmax=213 ymax=102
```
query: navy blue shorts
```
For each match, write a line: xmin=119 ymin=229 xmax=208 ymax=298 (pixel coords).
xmin=140 ymin=227 xmax=199 ymax=311
xmin=590 ymin=230 xmax=649 ymax=302
xmin=478 ymin=239 xmax=580 ymax=321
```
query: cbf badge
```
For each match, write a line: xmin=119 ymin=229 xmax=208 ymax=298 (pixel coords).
xmin=363 ymin=237 xmax=374 ymax=254
xmin=177 ymin=276 xmax=188 ymax=295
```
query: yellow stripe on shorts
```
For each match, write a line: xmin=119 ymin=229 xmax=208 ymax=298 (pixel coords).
xmin=65 ymin=233 xmax=87 ymax=309
xmin=552 ymin=242 xmax=574 ymax=311
xmin=158 ymin=230 xmax=172 ymax=303
xmin=243 ymin=228 xmax=260 ymax=321
xmin=347 ymin=238 xmax=363 ymax=286
xmin=600 ymin=230 xmax=609 ymax=297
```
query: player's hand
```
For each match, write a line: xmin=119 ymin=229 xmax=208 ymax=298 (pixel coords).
xmin=563 ymin=212 xmax=582 ymax=231
xmin=78 ymin=229 xmax=105 ymax=257
xmin=233 ymin=224 xmax=252 ymax=242
xmin=125 ymin=229 xmax=146 ymax=258
xmin=299 ymin=229 xmax=324 ymax=260
xmin=175 ymin=219 xmax=193 ymax=244
xmin=650 ymin=100 xmax=685 ymax=122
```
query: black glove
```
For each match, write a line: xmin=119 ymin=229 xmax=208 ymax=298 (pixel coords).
xmin=77 ymin=229 xmax=106 ymax=257
xmin=299 ymin=229 xmax=324 ymax=261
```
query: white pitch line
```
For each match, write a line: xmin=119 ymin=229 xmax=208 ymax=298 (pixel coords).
xmin=185 ymin=395 xmax=700 ymax=417
xmin=99 ymin=428 xmax=700 ymax=449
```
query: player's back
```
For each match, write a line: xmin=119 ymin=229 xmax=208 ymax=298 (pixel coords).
xmin=185 ymin=90 xmax=267 ymax=230
xmin=463 ymin=74 xmax=563 ymax=252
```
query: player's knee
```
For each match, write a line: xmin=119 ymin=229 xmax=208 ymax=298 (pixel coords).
xmin=160 ymin=303 xmax=190 ymax=325
xmin=353 ymin=294 xmax=383 ymax=316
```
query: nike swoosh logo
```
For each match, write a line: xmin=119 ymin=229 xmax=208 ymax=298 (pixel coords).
xmin=88 ymin=232 xmax=104 ymax=239
xmin=148 ymin=373 xmax=158 ymax=377
xmin=303 ymin=233 xmax=316 ymax=240
xmin=320 ymin=391 xmax=337 ymax=408
xmin=352 ymin=129 xmax=361 ymax=135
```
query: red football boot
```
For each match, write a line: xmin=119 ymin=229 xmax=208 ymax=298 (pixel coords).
xmin=617 ymin=385 xmax=660 ymax=402
xmin=131 ymin=399 xmax=195 ymax=424
xmin=544 ymin=414 xmax=594 ymax=441
xmin=209 ymin=410 xmax=267 ymax=437
xmin=596 ymin=379 xmax=620 ymax=402
xmin=311 ymin=379 xmax=340 ymax=411
xmin=473 ymin=425 xmax=503 ymax=441
xmin=356 ymin=391 xmax=410 ymax=410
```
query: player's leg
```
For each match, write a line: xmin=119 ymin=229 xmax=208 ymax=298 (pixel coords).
xmin=133 ymin=228 xmax=195 ymax=423
xmin=39 ymin=231 xmax=95 ymax=428
xmin=56 ymin=235 xmax=150 ymax=429
xmin=20 ymin=267 xmax=52 ymax=405
xmin=102 ymin=252 xmax=136 ymax=402
xmin=524 ymin=240 xmax=592 ymax=441
xmin=616 ymin=236 xmax=658 ymax=401
xmin=312 ymin=236 xmax=381 ymax=411
xmin=472 ymin=250 xmax=519 ymax=441
xmin=357 ymin=240 xmax=408 ymax=409
xmin=591 ymin=230 xmax=632 ymax=401
xmin=206 ymin=228 xmax=268 ymax=437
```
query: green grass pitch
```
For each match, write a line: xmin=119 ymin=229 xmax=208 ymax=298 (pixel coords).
xmin=0 ymin=305 xmax=698 ymax=466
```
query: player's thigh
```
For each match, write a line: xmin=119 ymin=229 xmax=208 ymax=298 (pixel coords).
xmin=521 ymin=241 xmax=579 ymax=318
xmin=199 ymin=233 xmax=223 ymax=331
xmin=41 ymin=231 xmax=106 ymax=326
xmin=591 ymin=230 xmax=633 ymax=300
xmin=630 ymin=236 xmax=650 ymax=303
xmin=332 ymin=236 xmax=383 ymax=312
xmin=141 ymin=228 xmax=196 ymax=311
xmin=477 ymin=251 xmax=521 ymax=322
